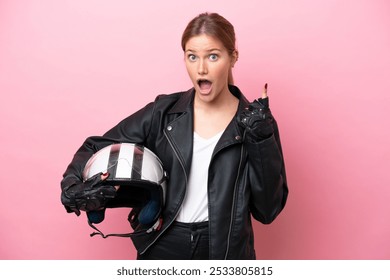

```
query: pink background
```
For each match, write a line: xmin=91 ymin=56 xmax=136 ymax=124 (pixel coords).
xmin=1 ymin=0 xmax=389 ymax=260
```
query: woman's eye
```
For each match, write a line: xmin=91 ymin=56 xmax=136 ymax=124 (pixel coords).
xmin=209 ymin=54 xmax=218 ymax=61
xmin=188 ymin=54 xmax=197 ymax=61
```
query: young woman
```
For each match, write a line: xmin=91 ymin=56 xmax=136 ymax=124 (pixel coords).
xmin=61 ymin=12 xmax=288 ymax=260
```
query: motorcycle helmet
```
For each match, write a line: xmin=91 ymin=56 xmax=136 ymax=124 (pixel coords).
xmin=82 ymin=143 xmax=167 ymax=237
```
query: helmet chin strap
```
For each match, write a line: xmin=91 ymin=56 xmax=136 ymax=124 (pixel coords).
xmin=88 ymin=217 xmax=163 ymax=238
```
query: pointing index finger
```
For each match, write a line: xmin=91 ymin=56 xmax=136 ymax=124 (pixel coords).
xmin=261 ymin=83 xmax=268 ymax=99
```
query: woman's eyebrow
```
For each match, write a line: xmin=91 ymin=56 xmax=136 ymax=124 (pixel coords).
xmin=185 ymin=48 xmax=222 ymax=53
xmin=207 ymin=48 xmax=222 ymax=52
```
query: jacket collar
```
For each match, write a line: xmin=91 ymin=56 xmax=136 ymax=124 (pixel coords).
xmin=167 ymin=88 xmax=195 ymax=115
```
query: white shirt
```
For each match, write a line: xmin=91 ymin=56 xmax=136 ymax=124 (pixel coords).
xmin=175 ymin=131 xmax=223 ymax=223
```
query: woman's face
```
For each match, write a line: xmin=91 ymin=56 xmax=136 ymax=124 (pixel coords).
xmin=184 ymin=34 xmax=237 ymax=104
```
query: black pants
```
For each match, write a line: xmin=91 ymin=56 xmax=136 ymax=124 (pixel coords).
xmin=137 ymin=221 xmax=209 ymax=260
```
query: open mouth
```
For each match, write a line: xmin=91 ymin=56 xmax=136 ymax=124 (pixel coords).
xmin=197 ymin=79 xmax=212 ymax=93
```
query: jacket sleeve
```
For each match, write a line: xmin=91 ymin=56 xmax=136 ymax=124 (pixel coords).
xmin=245 ymin=119 xmax=288 ymax=224
xmin=60 ymin=100 xmax=156 ymax=196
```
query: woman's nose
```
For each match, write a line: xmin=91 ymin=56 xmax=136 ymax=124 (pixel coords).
xmin=198 ymin=60 xmax=208 ymax=75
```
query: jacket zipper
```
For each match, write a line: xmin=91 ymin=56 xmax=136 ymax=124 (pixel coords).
xmin=223 ymin=141 xmax=245 ymax=259
xmin=139 ymin=129 xmax=188 ymax=254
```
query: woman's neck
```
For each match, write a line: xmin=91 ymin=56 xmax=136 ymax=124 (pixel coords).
xmin=193 ymin=89 xmax=239 ymax=139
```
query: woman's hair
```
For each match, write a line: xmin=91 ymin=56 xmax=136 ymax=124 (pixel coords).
xmin=181 ymin=13 xmax=237 ymax=84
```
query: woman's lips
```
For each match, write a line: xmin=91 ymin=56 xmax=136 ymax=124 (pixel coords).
xmin=197 ymin=79 xmax=212 ymax=94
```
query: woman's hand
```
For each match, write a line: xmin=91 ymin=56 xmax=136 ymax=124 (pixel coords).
xmin=61 ymin=172 xmax=117 ymax=213
xmin=238 ymin=83 xmax=274 ymax=141
xmin=101 ymin=172 xmax=120 ymax=191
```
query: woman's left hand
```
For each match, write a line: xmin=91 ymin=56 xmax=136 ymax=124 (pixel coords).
xmin=238 ymin=83 xmax=274 ymax=141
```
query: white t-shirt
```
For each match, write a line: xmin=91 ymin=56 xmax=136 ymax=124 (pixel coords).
xmin=176 ymin=131 xmax=223 ymax=223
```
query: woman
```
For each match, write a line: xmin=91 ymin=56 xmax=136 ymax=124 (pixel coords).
xmin=61 ymin=12 xmax=288 ymax=260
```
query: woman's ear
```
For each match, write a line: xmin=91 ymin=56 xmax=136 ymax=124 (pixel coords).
xmin=231 ymin=50 xmax=239 ymax=67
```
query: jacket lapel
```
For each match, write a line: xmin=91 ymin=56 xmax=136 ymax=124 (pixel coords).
xmin=163 ymin=85 xmax=249 ymax=173
xmin=164 ymin=88 xmax=195 ymax=176
xmin=213 ymin=85 xmax=250 ymax=155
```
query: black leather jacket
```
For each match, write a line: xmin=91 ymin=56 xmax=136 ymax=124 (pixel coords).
xmin=61 ymin=85 xmax=288 ymax=259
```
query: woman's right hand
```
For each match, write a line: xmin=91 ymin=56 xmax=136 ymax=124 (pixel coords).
xmin=101 ymin=173 xmax=120 ymax=191
xmin=61 ymin=172 xmax=117 ymax=213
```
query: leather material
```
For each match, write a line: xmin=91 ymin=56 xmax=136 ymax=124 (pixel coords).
xmin=61 ymin=85 xmax=288 ymax=259
xmin=61 ymin=172 xmax=116 ymax=214
xmin=238 ymin=97 xmax=275 ymax=141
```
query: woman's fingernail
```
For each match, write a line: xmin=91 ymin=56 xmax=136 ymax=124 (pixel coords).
xmin=264 ymin=83 xmax=268 ymax=91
